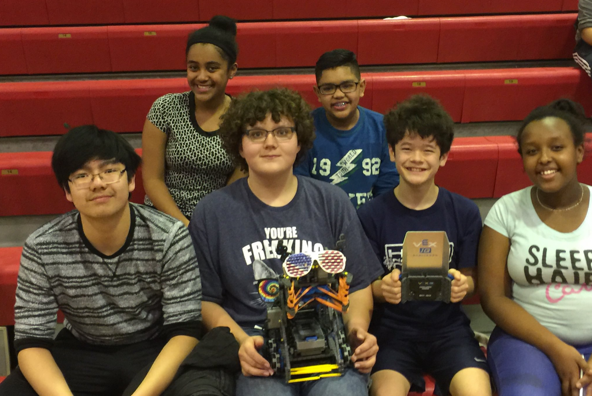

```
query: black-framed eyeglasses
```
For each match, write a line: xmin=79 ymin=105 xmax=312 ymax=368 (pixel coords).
xmin=68 ymin=168 xmax=127 ymax=189
xmin=244 ymin=127 xmax=296 ymax=143
xmin=317 ymin=81 xmax=360 ymax=95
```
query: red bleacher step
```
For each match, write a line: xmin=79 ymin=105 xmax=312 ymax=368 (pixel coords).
xmin=0 ymin=15 xmax=576 ymax=75
xmin=2 ymin=68 xmax=591 ymax=138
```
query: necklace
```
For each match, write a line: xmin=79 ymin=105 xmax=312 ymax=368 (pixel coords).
xmin=536 ymin=184 xmax=584 ymax=212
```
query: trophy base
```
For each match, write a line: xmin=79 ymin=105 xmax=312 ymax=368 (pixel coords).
xmin=400 ymin=275 xmax=451 ymax=303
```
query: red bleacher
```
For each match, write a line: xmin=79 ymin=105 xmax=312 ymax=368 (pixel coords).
xmin=434 ymin=137 xmax=498 ymax=198
xmin=201 ymin=0 xmax=273 ymax=21
xmin=2 ymin=68 xmax=591 ymax=138
xmin=419 ymin=0 xmax=566 ymax=15
xmin=370 ymin=71 xmax=465 ymax=120
xmin=461 ymin=68 xmax=592 ymax=123
xmin=357 ymin=18 xmax=440 ymax=65
xmin=563 ymin=0 xmax=579 ymax=11
xmin=0 ymin=0 xmax=577 ymax=26
xmin=0 ymin=29 xmax=27 ymax=75
xmin=2 ymin=135 xmax=591 ymax=217
xmin=108 ymin=24 xmax=200 ymax=72
xmin=276 ymin=21 xmax=359 ymax=68
xmin=0 ymin=0 xmax=49 ymax=27
xmin=21 ymin=26 xmax=112 ymax=75
xmin=0 ymin=80 xmax=93 ymax=137
xmin=0 ymin=247 xmax=22 ymax=327
xmin=486 ymin=136 xmax=532 ymax=198
xmin=123 ymin=0 xmax=201 ymax=24
xmin=45 ymin=0 xmax=125 ymax=25
xmin=89 ymin=79 xmax=186 ymax=133
xmin=0 ymin=15 xmax=577 ymax=75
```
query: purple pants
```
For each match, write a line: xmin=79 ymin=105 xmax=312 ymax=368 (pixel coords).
xmin=488 ymin=327 xmax=592 ymax=396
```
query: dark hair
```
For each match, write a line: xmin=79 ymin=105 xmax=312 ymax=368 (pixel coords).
xmin=315 ymin=49 xmax=361 ymax=84
xmin=384 ymin=94 xmax=454 ymax=155
xmin=52 ymin=125 xmax=141 ymax=193
xmin=219 ymin=88 xmax=315 ymax=172
xmin=516 ymin=98 xmax=587 ymax=155
xmin=186 ymin=15 xmax=239 ymax=66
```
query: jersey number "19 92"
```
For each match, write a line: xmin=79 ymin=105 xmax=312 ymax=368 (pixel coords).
xmin=311 ymin=157 xmax=380 ymax=176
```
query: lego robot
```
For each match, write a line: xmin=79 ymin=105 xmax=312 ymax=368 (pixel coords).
xmin=254 ymin=237 xmax=353 ymax=383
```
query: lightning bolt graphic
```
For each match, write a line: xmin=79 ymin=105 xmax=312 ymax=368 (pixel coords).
xmin=329 ymin=149 xmax=363 ymax=185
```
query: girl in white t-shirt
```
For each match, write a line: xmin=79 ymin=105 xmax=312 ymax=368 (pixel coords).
xmin=479 ymin=99 xmax=592 ymax=396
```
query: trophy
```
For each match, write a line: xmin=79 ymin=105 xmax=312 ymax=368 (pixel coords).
xmin=399 ymin=231 xmax=453 ymax=303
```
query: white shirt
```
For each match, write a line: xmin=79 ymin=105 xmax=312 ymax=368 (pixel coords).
xmin=485 ymin=185 xmax=592 ymax=345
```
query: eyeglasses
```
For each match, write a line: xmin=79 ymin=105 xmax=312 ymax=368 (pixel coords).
xmin=317 ymin=81 xmax=359 ymax=95
xmin=68 ymin=168 xmax=127 ymax=189
xmin=244 ymin=126 xmax=296 ymax=143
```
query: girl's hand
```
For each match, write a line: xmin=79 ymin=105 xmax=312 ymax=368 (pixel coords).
xmin=577 ymin=354 xmax=592 ymax=395
xmin=548 ymin=341 xmax=589 ymax=396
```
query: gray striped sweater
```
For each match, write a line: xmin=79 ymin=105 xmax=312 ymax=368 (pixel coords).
xmin=579 ymin=0 xmax=592 ymax=40
xmin=14 ymin=203 xmax=202 ymax=352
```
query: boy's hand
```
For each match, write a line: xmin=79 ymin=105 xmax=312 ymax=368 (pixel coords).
xmin=381 ymin=268 xmax=402 ymax=304
xmin=348 ymin=326 xmax=378 ymax=373
xmin=449 ymin=269 xmax=468 ymax=303
xmin=238 ymin=336 xmax=274 ymax=377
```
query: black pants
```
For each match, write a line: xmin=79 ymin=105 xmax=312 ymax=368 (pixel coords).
xmin=574 ymin=38 xmax=592 ymax=78
xmin=0 ymin=328 xmax=165 ymax=396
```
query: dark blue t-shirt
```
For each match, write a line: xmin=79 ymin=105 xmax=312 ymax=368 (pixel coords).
xmin=294 ymin=106 xmax=399 ymax=208
xmin=357 ymin=188 xmax=482 ymax=336
xmin=189 ymin=176 xmax=384 ymax=328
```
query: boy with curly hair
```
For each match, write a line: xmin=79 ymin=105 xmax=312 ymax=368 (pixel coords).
xmin=357 ymin=95 xmax=491 ymax=396
xmin=189 ymin=88 xmax=383 ymax=396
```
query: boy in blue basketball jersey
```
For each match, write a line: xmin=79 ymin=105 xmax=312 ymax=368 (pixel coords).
xmin=293 ymin=49 xmax=399 ymax=208
xmin=357 ymin=95 xmax=491 ymax=396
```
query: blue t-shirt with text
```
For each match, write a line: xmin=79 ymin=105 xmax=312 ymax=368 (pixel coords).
xmin=189 ymin=177 xmax=383 ymax=328
xmin=294 ymin=106 xmax=399 ymax=208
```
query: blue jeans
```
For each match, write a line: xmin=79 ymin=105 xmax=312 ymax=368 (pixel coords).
xmin=237 ymin=326 xmax=369 ymax=396
xmin=236 ymin=367 xmax=369 ymax=396
xmin=488 ymin=327 xmax=592 ymax=396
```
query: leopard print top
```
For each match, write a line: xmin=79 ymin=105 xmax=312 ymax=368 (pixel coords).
xmin=145 ymin=92 xmax=234 ymax=218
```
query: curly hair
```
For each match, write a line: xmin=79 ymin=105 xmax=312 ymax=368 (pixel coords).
xmin=516 ymin=98 xmax=587 ymax=156
xmin=383 ymin=94 xmax=454 ymax=156
xmin=219 ymin=88 xmax=315 ymax=172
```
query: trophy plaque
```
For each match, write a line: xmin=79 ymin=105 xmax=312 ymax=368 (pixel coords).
xmin=400 ymin=231 xmax=452 ymax=303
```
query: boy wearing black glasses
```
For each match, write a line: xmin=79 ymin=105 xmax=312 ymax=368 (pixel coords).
xmin=293 ymin=49 xmax=399 ymax=208
xmin=0 ymin=125 xmax=208 ymax=396
xmin=189 ymin=88 xmax=383 ymax=396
